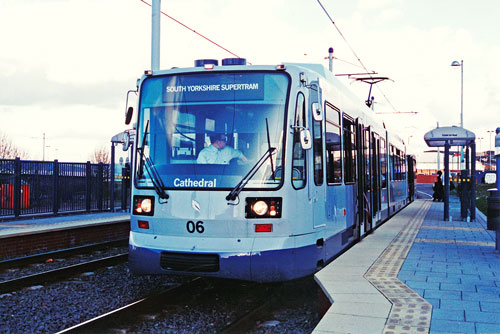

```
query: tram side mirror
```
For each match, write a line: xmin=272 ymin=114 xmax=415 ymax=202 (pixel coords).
xmin=125 ymin=106 xmax=133 ymax=125
xmin=122 ymin=131 xmax=131 ymax=151
xmin=312 ymin=102 xmax=323 ymax=121
xmin=300 ymin=129 xmax=312 ymax=150
xmin=125 ymin=89 xmax=138 ymax=125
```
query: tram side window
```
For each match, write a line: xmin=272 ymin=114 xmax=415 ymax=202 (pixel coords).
xmin=364 ymin=128 xmax=371 ymax=191
xmin=313 ymin=104 xmax=324 ymax=186
xmin=391 ymin=147 xmax=405 ymax=181
xmin=343 ymin=115 xmax=356 ymax=183
xmin=402 ymin=150 xmax=407 ymax=180
xmin=396 ymin=148 xmax=403 ymax=181
xmin=292 ymin=93 xmax=307 ymax=189
xmin=390 ymin=145 xmax=395 ymax=181
xmin=380 ymin=137 xmax=387 ymax=188
xmin=325 ymin=103 xmax=342 ymax=184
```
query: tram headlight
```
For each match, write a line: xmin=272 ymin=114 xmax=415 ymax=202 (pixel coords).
xmin=252 ymin=201 xmax=268 ymax=216
xmin=245 ymin=197 xmax=282 ymax=219
xmin=133 ymin=195 xmax=155 ymax=216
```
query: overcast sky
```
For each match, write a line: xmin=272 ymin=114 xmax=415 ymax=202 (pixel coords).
xmin=1 ymin=0 xmax=499 ymax=166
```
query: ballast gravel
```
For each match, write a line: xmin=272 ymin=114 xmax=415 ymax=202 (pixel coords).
xmin=1 ymin=259 xmax=320 ymax=333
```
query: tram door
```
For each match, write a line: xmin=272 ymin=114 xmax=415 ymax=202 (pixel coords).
xmin=357 ymin=123 xmax=372 ymax=234
xmin=371 ymin=133 xmax=382 ymax=223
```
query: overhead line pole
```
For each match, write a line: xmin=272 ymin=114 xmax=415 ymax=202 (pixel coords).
xmin=151 ymin=0 xmax=161 ymax=71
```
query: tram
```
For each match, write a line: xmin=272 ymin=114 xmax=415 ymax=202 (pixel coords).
xmin=126 ymin=59 xmax=413 ymax=282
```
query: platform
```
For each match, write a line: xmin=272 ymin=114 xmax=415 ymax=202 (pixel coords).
xmin=313 ymin=199 xmax=500 ymax=334
xmin=0 ymin=212 xmax=130 ymax=238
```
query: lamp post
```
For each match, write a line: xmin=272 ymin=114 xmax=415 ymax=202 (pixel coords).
xmin=42 ymin=133 xmax=50 ymax=161
xmin=477 ymin=137 xmax=483 ymax=155
xmin=488 ymin=130 xmax=495 ymax=170
xmin=477 ymin=137 xmax=484 ymax=170
xmin=451 ymin=60 xmax=464 ymax=169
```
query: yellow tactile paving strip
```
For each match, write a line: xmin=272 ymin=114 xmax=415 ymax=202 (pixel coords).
xmin=415 ymin=238 xmax=495 ymax=247
xmin=420 ymin=226 xmax=484 ymax=231
xmin=364 ymin=200 xmax=433 ymax=334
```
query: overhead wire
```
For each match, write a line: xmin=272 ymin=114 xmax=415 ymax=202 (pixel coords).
xmin=140 ymin=0 xmax=247 ymax=62
xmin=315 ymin=0 xmax=399 ymax=112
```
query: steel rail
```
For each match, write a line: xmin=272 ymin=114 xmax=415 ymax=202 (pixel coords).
xmin=0 ymin=238 xmax=128 ymax=271
xmin=219 ymin=297 xmax=275 ymax=334
xmin=55 ymin=277 xmax=205 ymax=334
xmin=0 ymin=253 xmax=128 ymax=294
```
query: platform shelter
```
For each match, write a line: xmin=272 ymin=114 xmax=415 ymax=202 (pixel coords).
xmin=424 ymin=126 xmax=476 ymax=221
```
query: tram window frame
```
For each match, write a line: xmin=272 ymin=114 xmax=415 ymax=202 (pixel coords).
xmin=397 ymin=148 xmax=401 ymax=181
xmin=402 ymin=150 xmax=407 ymax=180
xmin=364 ymin=127 xmax=372 ymax=191
xmin=342 ymin=114 xmax=356 ymax=184
xmin=397 ymin=148 xmax=403 ymax=181
xmin=390 ymin=144 xmax=395 ymax=181
xmin=291 ymin=93 xmax=307 ymax=189
xmin=380 ymin=137 xmax=387 ymax=188
xmin=312 ymin=104 xmax=324 ymax=186
xmin=325 ymin=102 xmax=342 ymax=185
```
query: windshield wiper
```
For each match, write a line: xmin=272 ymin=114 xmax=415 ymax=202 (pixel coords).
xmin=137 ymin=120 xmax=149 ymax=179
xmin=145 ymin=156 xmax=169 ymax=200
xmin=226 ymin=119 xmax=276 ymax=202
xmin=137 ymin=120 xmax=169 ymax=201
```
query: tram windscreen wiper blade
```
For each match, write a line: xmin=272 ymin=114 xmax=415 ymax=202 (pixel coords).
xmin=145 ymin=157 xmax=169 ymax=200
xmin=137 ymin=120 xmax=149 ymax=178
xmin=137 ymin=120 xmax=169 ymax=200
xmin=226 ymin=119 xmax=275 ymax=202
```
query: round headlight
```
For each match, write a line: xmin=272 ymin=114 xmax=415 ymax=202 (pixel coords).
xmin=141 ymin=198 xmax=152 ymax=213
xmin=252 ymin=200 xmax=268 ymax=216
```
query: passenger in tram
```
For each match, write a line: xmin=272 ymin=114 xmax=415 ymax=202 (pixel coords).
xmin=197 ymin=133 xmax=248 ymax=164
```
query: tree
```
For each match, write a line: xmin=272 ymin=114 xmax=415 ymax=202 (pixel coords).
xmin=90 ymin=145 xmax=111 ymax=164
xmin=0 ymin=132 xmax=29 ymax=159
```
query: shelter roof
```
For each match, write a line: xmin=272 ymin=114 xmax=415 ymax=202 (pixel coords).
xmin=424 ymin=126 xmax=475 ymax=147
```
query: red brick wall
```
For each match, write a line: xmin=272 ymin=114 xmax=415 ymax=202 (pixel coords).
xmin=0 ymin=221 xmax=130 ymax=260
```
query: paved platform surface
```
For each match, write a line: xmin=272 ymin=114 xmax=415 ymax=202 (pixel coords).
xmin=0 ymin=212 xmax=130 ymax=238
xmin=314 ymin=198 xmax=500 ymax=334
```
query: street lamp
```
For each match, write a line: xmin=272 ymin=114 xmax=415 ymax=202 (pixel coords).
xmin=477 ymin=137 xmax=483 ymax=154
xmin=488 ymin=130 xmax=495 ymax=170
xmin=42 ymin=133 xmax=50 ymax=161
xmin=477 ymin=137 xmax=484 ymax=169
xmin=451 ymin=60 xmax=464 ymax=169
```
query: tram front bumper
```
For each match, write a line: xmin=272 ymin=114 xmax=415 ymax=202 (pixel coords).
xmin=128 ymin=231 xmax=318 ymax=282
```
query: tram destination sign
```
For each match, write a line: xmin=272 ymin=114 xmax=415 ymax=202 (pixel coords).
xmin=163 ymin=73 xmax=265 ymax=103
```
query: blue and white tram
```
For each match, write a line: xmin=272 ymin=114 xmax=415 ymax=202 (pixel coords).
xmin=127 ymin=59 xmax=412 ymax=282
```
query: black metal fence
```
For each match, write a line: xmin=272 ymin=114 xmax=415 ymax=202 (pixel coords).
xmin=0 ymin=158 xmax=129 ymax=219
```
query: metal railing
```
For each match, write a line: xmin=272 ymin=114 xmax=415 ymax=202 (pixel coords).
xmin=0 ymin=158 xmax=129 ymax=218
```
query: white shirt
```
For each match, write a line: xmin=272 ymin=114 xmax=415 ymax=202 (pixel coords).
xmin=197 ymin=145 xmax=243 ymax=164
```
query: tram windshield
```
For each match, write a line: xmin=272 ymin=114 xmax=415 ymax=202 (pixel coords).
xmin=135 ymin=72 xmax=289 ymax=190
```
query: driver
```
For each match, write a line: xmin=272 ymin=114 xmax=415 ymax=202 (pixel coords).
xmin=197 ymin=133 xmax=247 ymax=164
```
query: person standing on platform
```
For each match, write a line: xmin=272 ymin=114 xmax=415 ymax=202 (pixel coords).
xmin=433 ymin=170 xmax=444 ymax=202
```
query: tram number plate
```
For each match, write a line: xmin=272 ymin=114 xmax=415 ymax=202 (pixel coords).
xmin=186 ymin=221 xmax=205 ymax=234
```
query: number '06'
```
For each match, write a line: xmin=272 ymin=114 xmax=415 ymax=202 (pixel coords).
xmin=186 ymin=221 xmax=204 ymax=233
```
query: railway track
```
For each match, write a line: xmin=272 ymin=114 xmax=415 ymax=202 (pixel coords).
xmin=56 ymin=277 xmax=206 ymax=333
xmin=220 ymin=297 xmax=276 ymax=334
xmin=55 ymin=276 xmax=319 ymax=334
xmin=0 ymin=238 xmax=128 ymax=271
xmin=0 ymin=253 xmax=128 ymax=294
xmin=55 ymin=277 xmax=279 ymax=333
